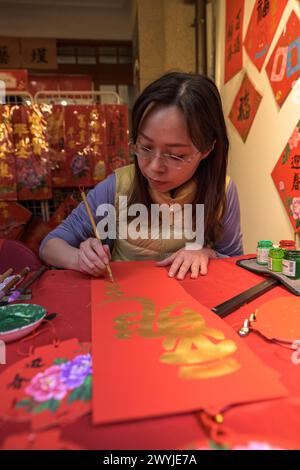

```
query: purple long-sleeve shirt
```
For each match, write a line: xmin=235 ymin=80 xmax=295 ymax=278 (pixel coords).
xmin=40 ymin=174 xmax=243 ymax=259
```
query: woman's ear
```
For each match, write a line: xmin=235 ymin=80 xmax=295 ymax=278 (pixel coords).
xmin=201 ymin=139 xmax=216 ymax=160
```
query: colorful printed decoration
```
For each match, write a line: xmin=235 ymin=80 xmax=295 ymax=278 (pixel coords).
xmin=0 ymin=339 xmax=92 ymax=431
xmin=266 ymin=11 xmax=300 ymax=108
xmin=0 ymin=105 xmax=17 ymax=200
xmin=92 ymin=261 xmax=287 ymax=425
xmin=224 ymin=0 xmax=244 ymax=83
xmin=228 ymin=73 xmax=263 ymax=142
xmin=243 ymin=0 xmax=288 ymax=72
xmin=12 ymin=105 xmax=52 ymax=200
xmin=271 ymin=119 xmax=300 ymax=232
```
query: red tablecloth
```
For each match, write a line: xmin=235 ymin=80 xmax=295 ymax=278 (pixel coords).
xmin=1 ymin=256 xmax=299 ymax=449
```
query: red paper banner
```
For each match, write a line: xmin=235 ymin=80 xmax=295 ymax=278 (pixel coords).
xmin=42 ymin=104 xmax=67 ymax=187
xmin=1 ymin=429 xmax=84 ymax=450
xmin=228 ymin=73 xmax=262 ymax=142
xmin=244 ymin=0 xmax=288 ymax=72
xmin=64 ymin=105 xmax=93 ymax=186
xmin=104 ymin=104 xmax=130 ymax=175
xmin=224 ymin=0 xmax=244 ymax=83
xmin=271 ymin=119 xmax=300 ymax=233
xmin=266 ymin=11 xmax=300 ymax=108
xmin=89 ymin=106 xmax=107 ymax=184
xmin=0 ymin=105 xmax=17 ymax=200
xmin=91 ymin=261 xmax=287 ymax=425
xmin=0 ymin=201 xmax=31 ymax=240
xmin=64 ymin=104 xmax=129 ymax=187
xmin=12 ymin=105 xmax=52 ymax=200
xmin=0 ymin=69 xmax=28 ymax=92
xmin=28 ymin=74 xmax=92 ymax=96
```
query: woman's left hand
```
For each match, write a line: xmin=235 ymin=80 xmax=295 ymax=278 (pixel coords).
xmin=156 ymin=247 xmax=217 ymax=280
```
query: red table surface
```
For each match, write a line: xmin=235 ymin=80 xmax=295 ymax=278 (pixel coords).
xmin=0 ymin=255 xmax=299 ymax=450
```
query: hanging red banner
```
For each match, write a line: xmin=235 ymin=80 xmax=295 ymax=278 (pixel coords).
xmin=228 ymin=73 xmax=263 ymax=142
xmin=0 ymin=105 xmax=17 ymax=200
xmin=12 ymin=105 xmax=52 ymax=200
xmin=224 ymin=0 xmax=244 ymax=83
xmin=89 ymin=105 xmax=107 ymax=184
xmin=42 ymin=104 xmax=67 ymax=187
xmin=266 ymin=11 xmax=300 ymax=108
xmin=244 ymin=0 xmax=288 ymax=72
xmin=91 ymin=261 xmax=287 ymax=425
xmin=104 ymin=104 xmax=130 ymax=175
xmin=271 ymin=119 xmax=300 ymax=233
xmin=64 ymin=105 xmax=93 ymax=187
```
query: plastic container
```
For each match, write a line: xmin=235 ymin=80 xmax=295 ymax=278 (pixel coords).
xmin=282 ymin=250 xmax=300 ymax=279
xmin=279 ymin=240 xmax=296 ymax=251
xmin=256 ymin=240 xmax=273 ymax=265
xmin=268 ymin=247 xmax=285 ymax=272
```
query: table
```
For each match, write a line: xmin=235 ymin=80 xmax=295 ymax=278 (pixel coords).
xmin=1 ymin=256 xmax=299 ymax=450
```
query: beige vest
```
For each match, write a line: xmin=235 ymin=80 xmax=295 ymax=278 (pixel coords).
xmin=112 ymin=164 xmax=230 ymax=262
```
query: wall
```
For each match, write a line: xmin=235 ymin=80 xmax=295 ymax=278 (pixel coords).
xmin=215 ymin=0 xmax=300 ymax=253
xmin=0 ymin=1 xmax=133 ymax=40
xmin=136 ymin=0 xmax=195 ymax=91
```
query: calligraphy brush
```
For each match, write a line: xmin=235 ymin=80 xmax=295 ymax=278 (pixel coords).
xmin=0 ymin=266 xmax=30 ymax=301
xmin=0 ymin=268 xmax=13 ymax=283
xmin=79 ymin=186 xmax=114 ymax=282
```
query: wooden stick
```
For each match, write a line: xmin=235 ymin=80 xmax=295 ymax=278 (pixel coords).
xmin=79 ymin=186 xmax=114 ymax=282
xmin=0 ymin=268 xmax=13 ymax=283
xmin=0 ymin=266 xmax=30 ymax=300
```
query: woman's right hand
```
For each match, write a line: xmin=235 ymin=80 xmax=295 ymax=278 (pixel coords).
xmin=77 ymin=238 xmax=111 ymax=277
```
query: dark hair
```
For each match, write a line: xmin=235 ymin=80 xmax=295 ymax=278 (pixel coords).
xmin=128 ymin=71 xmax=229 ymax=247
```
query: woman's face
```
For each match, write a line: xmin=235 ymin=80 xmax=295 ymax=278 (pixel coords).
xmin=136 ymin=104 xmax=205 ymax=193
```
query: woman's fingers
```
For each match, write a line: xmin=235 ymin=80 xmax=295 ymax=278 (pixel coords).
xmin=156 ymin=252 xmax=177 ymax=267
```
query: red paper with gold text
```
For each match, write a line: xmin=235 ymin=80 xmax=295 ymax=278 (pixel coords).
xmin=244 ymin=0 xmax=288 ymax=72
xmin=104 ymin=104 xmax=130 ymax=175
xmin=271 ymin=119 xmax=300 ymax=232
xmin=228 ymin=73 xmax=262 ymax=142
xmin=0 ymin=105 xmax=17 ymax=200
xmin=224 ymin=0 xmax=244 ymax=83
xmin=12 ymin=105 xmax=52 ymax=200
xmin=266 ymin=11 xmax=300 ymax=108
xmin=91 ymin=261 xmax=287 ymax=425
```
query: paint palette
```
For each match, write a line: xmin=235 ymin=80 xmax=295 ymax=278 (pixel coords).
xmin=0 ymin=304 xmax=46 ymax=343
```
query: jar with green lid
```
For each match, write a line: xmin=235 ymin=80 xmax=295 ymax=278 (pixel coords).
xmin=282 ymin=250 xmax=300 ymax=279
xmin=256 ymin=240 xmax=273 ymax=265
xmin=268 ymin=247 xmax=285 ymax=272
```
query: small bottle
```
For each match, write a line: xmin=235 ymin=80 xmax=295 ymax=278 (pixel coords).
xmin=279 ymin=239 xmax=296 ymax=251
xmin=256 ymin=240 xmax=273 ymax=265
xmin=282 ymin=250 xmax=300 ymax=279
xmin=268 ymin=247 xmax=285 ymax=272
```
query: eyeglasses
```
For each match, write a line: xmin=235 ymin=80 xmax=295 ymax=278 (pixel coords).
xmin=131 ymin=142 xmax=201 ymax=170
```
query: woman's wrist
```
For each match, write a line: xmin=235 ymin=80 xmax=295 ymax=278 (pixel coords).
xmin=201 ymin=247 xmax=217 ymax=259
